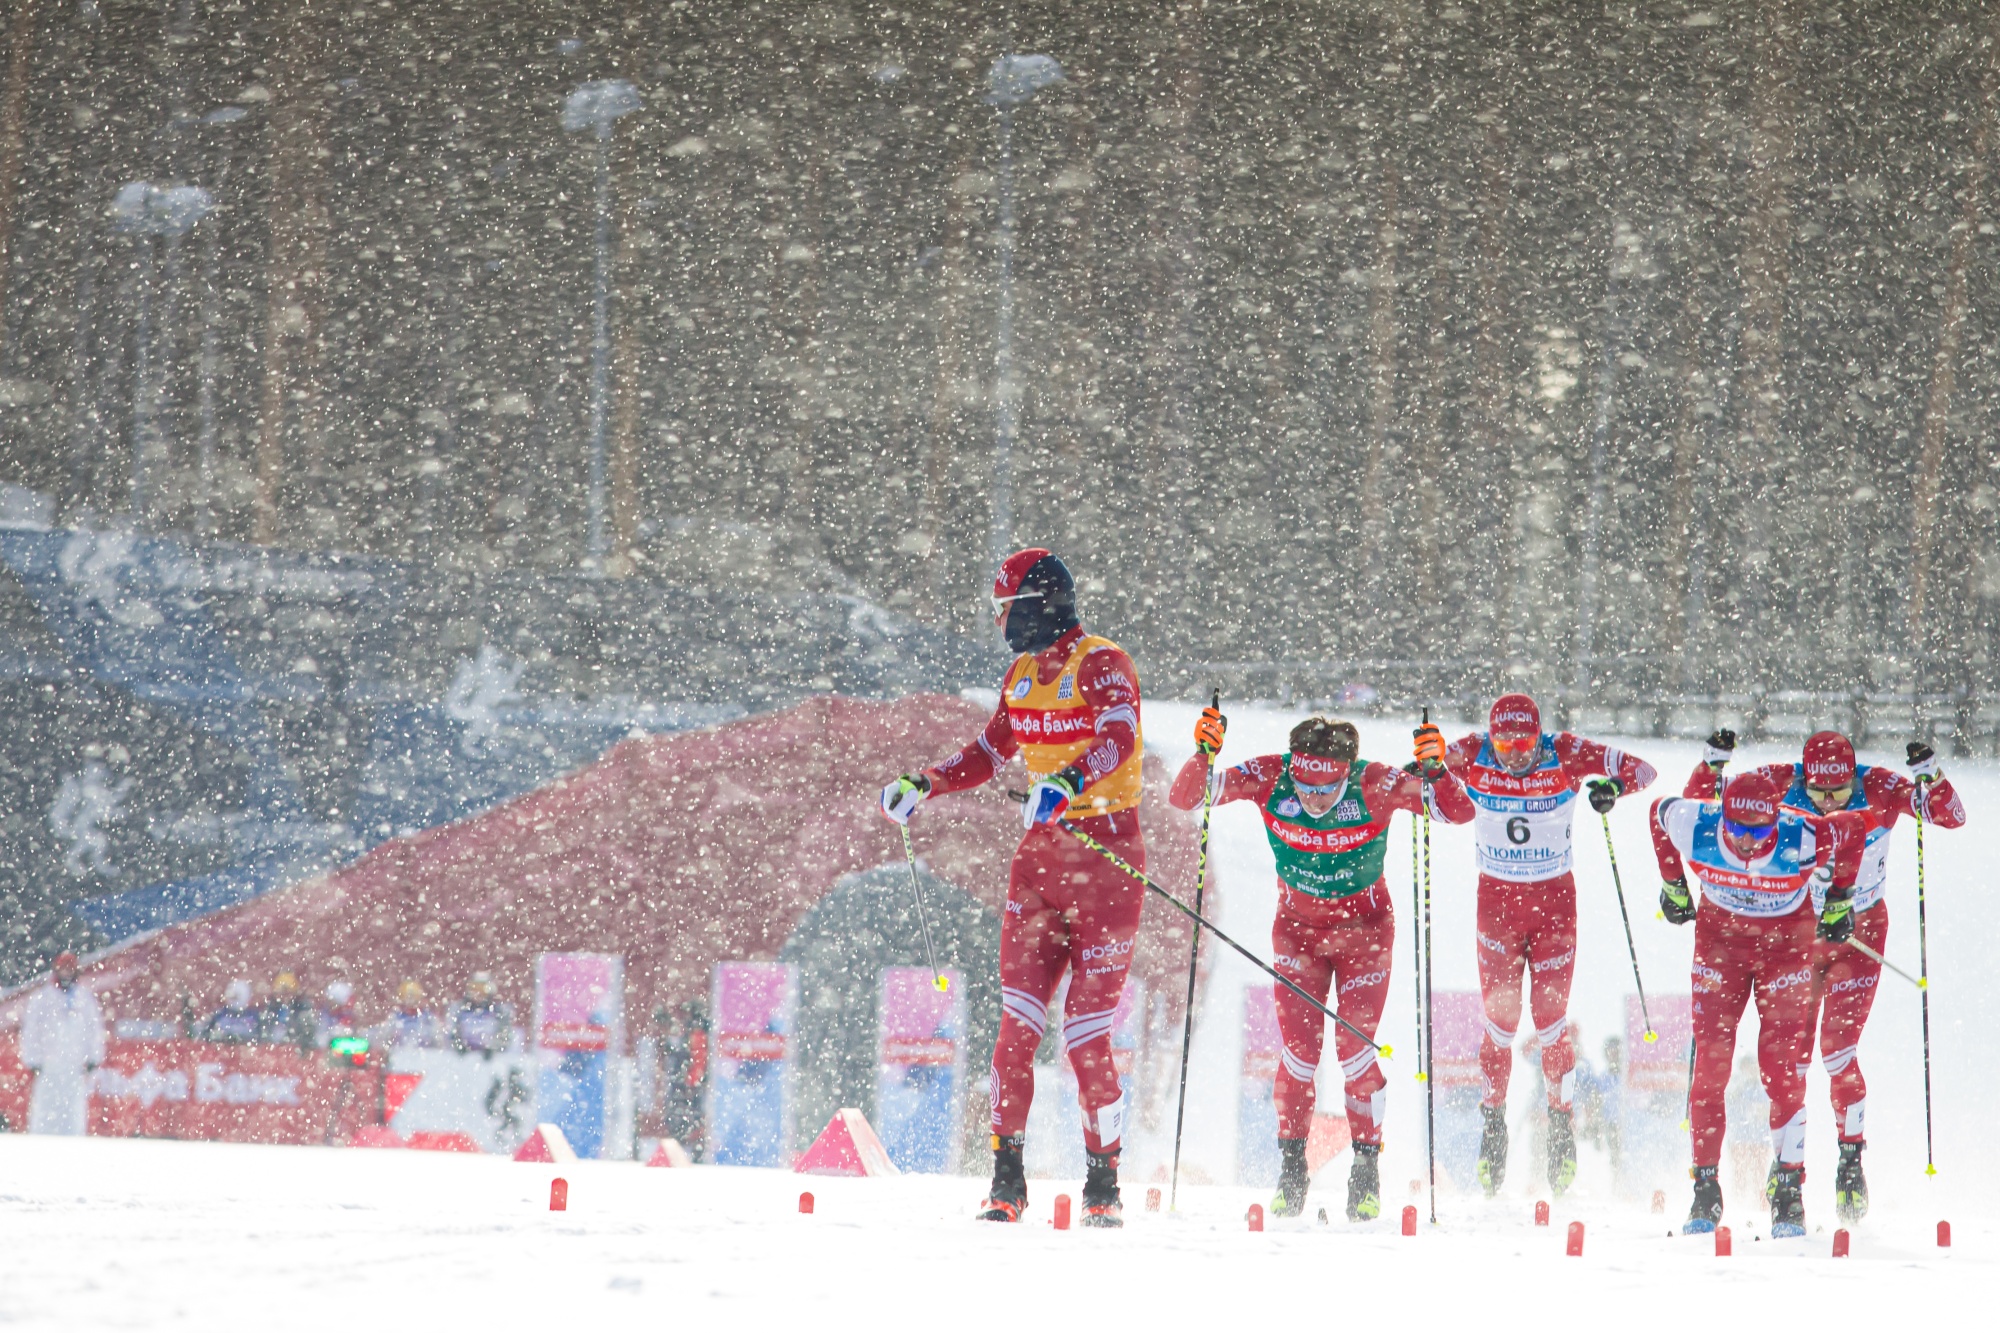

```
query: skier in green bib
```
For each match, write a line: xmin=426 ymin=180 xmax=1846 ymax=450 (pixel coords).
xmin=1172 ymin=712 xmax=1473 ymax=1219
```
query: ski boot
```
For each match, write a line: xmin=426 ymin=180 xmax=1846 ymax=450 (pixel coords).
xmin=1346 ymin=1143 xmax=1382 ymax=1222
xmin=1476 ymin=1103 xmax=1509 ymax=1196
xmin=1080 ymin=1149 xmax=1124 ymax=1228
xmin=1547 ymin=1106 xmax=1577 ymax=1196
xmin=1272 ymin=1137 xmax=1310 ymax=1219
xmin=1682 ymin=1165 xmax=1723 ymax=1234
xmin=1768 ymin=1161 xmax=1806 ymax=1239
xmin=977 ymin=1134 xmax=1027 ymax=1222
xmin=1835 ymin=1141 xmax=1869 ymax=1223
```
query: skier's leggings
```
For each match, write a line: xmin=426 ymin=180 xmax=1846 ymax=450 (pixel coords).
xmin=1474 ymin=873 xmax=1579 ymax=1111
xmin=1688 ymin=900 xmax=1815 ymax=1169
xmin=1812 ymin=901 xmax=1886 ymax=1144
xmin=988 ymin=811 xmax=1145 ymax=1155
xmin=1270 ymin=879 xmax=1394 ymax=1146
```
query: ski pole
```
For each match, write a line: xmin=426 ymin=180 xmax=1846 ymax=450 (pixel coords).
xmin=1419 ymin=707 xmax=1437 ymax=1225
xmin=1411 ymin=793 xmax=1427 ymax=1085
xmin=1915 ymin=785 xmax=1936 ymax=1175
xmin=1169 ymin=691 xmax=1221 ymax=1212
xmin=899 ymin=823 xmax=949 ymax=993
xmin=1842 ymin=935 xmax=1923 ymax=990
xmin=1599 ymin=810 xmax=1658 ymax=1042
xmin=1031 ymin=805 xmax=1391 ymax=1056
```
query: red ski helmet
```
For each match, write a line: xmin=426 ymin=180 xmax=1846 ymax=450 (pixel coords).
xmin=1801 ymin=731 xmax=1857 ymax=790
xmin=1721 ymin=772 xmax=1781 ymax=828
xmin=1489 ymin=694 xmax=1541 ymax=740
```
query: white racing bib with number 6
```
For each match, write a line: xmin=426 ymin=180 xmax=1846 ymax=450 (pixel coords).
xmin=1463 ymin=736 xmax=1581 ymax=883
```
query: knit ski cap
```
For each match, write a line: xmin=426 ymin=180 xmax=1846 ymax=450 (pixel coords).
xmin=1721 ymin=772 xmax=1781 ymax=828
xmin=1489 ymin=693 xmax=1541 ymax=739
xmin=1801 ymin=731 xmax=1856 ymax=789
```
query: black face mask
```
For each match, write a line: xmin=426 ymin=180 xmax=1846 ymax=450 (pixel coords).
xmin=1000 ymin=554 xmax=1080 ymax=653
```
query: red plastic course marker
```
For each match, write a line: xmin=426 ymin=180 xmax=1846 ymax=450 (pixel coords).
xmin=1534 ymin=1200 xmax=1550 ymax=1227
xmin=1715 ymin=1226 xmax=1731 ymax=1257
xmin=1247 ymin=1204 xmax=1264 ymax=1233
xmin=1832 ymin=1229 xmax=1850 ymax=1258
xmin=1052 ymin=1194 xmax=1072 ymax=1230
xmin=1938 ymin=1221 xmax=1952 ymax=1248
xmin=1566 ymin=1221 xmax=1585 ymax=1257
xmin=1401 ymin=1205 xmax=1417 ymax=1236
xmin=798 ymin=1191 xmax=814 ymax=1215
xmin=1651 ymin=1189 xmax=1665 ymax=1214
xmin=1146 ymin=1187 xmax=1161 ymax=1212
xmin=549 ymin=1178 xmax=568 ymax=1212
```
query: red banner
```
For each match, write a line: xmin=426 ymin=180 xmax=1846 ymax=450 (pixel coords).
xmin=0 ymin=1037 xmax=381 ymax=1145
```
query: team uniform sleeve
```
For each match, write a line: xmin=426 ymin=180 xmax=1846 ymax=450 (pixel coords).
xmin=923 ymin=690 xmax=1018 ymax=795
xmin=1377 ymin=760 xmax=1475 ymax=824
xmin=1682 ymin=760 xmax=1718 ymax=799
xmin=1811 ymin=810 xmax=1866 ymax=891
xmin=1864 ymin=765 xmax=1966 ymax=830
xmin=1445 ymin=734 xmax=1483 ymax=780
xmin=1168 ymin=752 xmax=1280 ymax=810
xmin=1554 ymin=733 xmax=1657 ymax=793
xmin=1068 ymin=644 xmax=1142 ymax=796
xmin=1650 ymin=797 xmax=1697 ymax=881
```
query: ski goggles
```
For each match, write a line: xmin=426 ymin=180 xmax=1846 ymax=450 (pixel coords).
xmin=1722 ymin=816 xmax=1778 ymax=845
xmin=1805 ymin=784 xmax=1854 ymax=811
xmin=989 ymin=589 xmax=1043 ymax=623
xmin=1491 ymin=731 xmax=1538 ymax=758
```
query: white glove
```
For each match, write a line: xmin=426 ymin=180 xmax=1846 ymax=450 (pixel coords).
xmin=878 ymin=774 xmax=931 ymax=824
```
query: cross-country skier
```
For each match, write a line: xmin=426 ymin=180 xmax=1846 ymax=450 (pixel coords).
xmin=1444 ymin=693 xmax=1657 ymax=1196
xmin=1169 ymin=711 xmax=1473 ymax=1221
xmin=877 ymin=549 xmax=1145 ymax=1227
xmin=1682 ymin=727 xmax=1965 ymax=1221
xmin=1650 ymin=771 xmax=1864 ymax=1237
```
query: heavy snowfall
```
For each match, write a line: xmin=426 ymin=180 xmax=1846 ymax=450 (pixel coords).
xmin=0 ymin=1 xmax=1997 ymax=1325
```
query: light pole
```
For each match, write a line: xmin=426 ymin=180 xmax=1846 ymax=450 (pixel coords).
xmin=983 ymin=53 xmax=1064 ymax=570
xmin=561 ymin=78 xmax=642 ymax=572
xmin=111 ymin=180 xmax=212 ymax=524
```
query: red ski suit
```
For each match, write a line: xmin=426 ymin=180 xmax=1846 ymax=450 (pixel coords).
xmin=1651 ymin=796 xmax=1863 ymax=1169
xmin=1171 ymin=752 xmax=1473 ymax=1145
xmin=923 ymin=625 xmax=1144 ymax=1155
xmin=1445 ymin=732 xmax=1657 ymax=1111
xmin=1684 ymin=760 xmax=1965 ymax=1142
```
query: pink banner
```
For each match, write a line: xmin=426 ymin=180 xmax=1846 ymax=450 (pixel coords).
xmin=1241 ymin=985 xmax=1280 ymax=1083
xmin=1428 ymin=990 xmax=1486 ymax=1087
xmin=534 ymin=952 xmax=623 ymax=1053
xmin=1626 ymin=993 xmax=1692 ymax=1094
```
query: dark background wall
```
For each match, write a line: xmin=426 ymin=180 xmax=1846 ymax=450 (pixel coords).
xmin=0 ymin=1 xmax=1996 ymax=736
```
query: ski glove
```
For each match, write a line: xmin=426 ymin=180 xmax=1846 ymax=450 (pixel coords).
xmin=1818 ymin=888 xmax=1856 ymax=944
xmin=1023 ymin=768 xmax=1083 ymax=829
xmin=1194 ymin=705 xmax=1227 ymax=756
xmin=1906 ymin=741 xmax=1942 ymax=784
xmin=1659 ymin=876 xmax=1696 ymax=926
xmin=879 ymin=772 xmax=931 ymax=825
xmin=1587 ymin=777 xmax=1623 ymax=814
xmin=1413 ymin=722 xmax=1446 ymax=767
xmin=1702 ymin=728 xmax=1736 ymax=768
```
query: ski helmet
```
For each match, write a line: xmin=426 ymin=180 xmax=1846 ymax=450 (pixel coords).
xmin=1488 ymin=693 xmax=1541 ymax=739
xmin=992 ymin=548 xmax=1079 ymax=654
xmin=1801 ymin=731 xmax=1856 ymax=790
xmin=1720 ymin=771 xmax=1781 ymax=856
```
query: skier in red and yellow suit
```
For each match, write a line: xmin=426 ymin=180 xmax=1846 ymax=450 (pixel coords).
xmin=879 ymin=549 xmax=1144 ymax=1227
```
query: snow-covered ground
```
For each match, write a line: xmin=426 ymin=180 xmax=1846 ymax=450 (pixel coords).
xmin=0 ymin=1133 xmax=1984 ymax=1328
xmin=1 ymin=703 xmax=1991 ymax=1326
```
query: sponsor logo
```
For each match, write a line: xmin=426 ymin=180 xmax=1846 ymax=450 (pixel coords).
xmin=1476 ymin=931 xmax=1508 ymax=954
xmin=1097 ymin=668 xmax=1134 ymax=693
xmin=1728 ymin=794 xmax=1777 ymax=820
xmin=1011 ymin=676 xmax=1032 ymax=699
xmin=1827 ymin=974 xmax=1878 ymax=996
xmin=1079 ymin=937 xmax=1134 ymax=964
xmin=1492 ymin=712 xmax=1537 ymax=730
xmin=1768 ymin=966 xmax=1813 ymax=992
xmin=1006 ymin=898 xmax=1024 ymax=915
xmin=1339 ymin=969 xmax=1390 ymax=994
xmin=1693 ymin=963 xmax=1724 ymax=986
xmin=1532 ymin=948 xmax=1576 ymax=973
xmin=1275 ymin=798 xmax=1304 ymax=816
xmin=1274 ymin=953 xmax=1307 ymax=971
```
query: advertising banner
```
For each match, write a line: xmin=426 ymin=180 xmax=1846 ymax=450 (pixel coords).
xmin=874 ymin=967 xmax=964 ymax=1173
xmin=1238 ymin=983 xmax=1281 ymax=1186
xmin=0 ymin=1037 xmax=377 ymax=1144
xmin=1426 ymin=989 xmax=1486 ymax=1190
xmin=1617 ymin=991 xmax=1695 ymax=1192
xmin=534 ymin=953 xmax=624 ymax=1159
xmin=708 ymin=961 xmax=795 ymax=1167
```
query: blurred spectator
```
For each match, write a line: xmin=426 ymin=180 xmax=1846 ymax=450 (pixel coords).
xmin=657 ymin=1000 xmax=709 ymax=1151
xmin=377 ymin=980 xmax=446 ymax=1050
xmin=315 ymin=981 xmax=359 ymax=1047
xmin=449 ymin=972 xmax=516 ymax=1056
xmin=1575 ymin=1035 xmax=1623 ymax=1171
xmin=258 ymin=972 xmax=314 ymax=1049
xmin=202 ymin=980 xmax=261 ymax=1044
xmin=19 ymin=953 xmax=106 ymax=1135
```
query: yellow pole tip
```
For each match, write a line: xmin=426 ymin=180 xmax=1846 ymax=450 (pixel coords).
xmin=1414 ymin=1072 xmax=1428 ymax=1083
xmin=1378 ymin=1044 xmax=1393 ymax=1059
xmin=1927 ymin=1164 xmax=1938 ymax=1176
xmin=1680 ymin=1120 xmax=1691 ymax=1131
xmin=1919 ymin=979 xmax=1928 ymax=990
xmin=934 ymin=977 xmax=950 ymax=992
xmin=1642 ymin=1030 xmax=1659 ymax=1044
